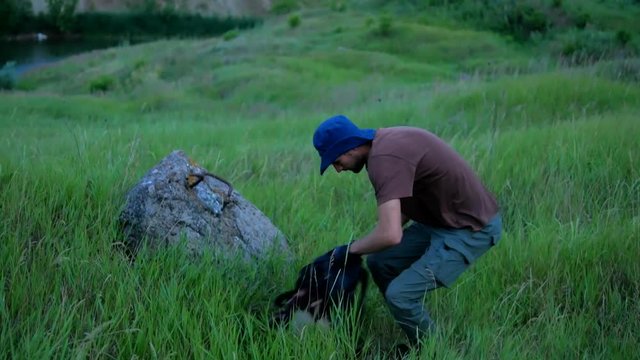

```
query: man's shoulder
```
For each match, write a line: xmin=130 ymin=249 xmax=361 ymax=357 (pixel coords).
xmin=378 ymin=126 xmax=431 ymax=135
xmin=375 ymin=126 xmax=436 ymax=143
xmin=372 ymin=126 xmax=435 ymax=157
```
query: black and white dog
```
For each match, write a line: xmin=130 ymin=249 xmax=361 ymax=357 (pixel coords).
xmin=271 ymin=248 xmax=369 ymax=329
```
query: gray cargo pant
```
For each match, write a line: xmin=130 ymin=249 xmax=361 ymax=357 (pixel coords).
xmin=366 ymin=214 xmax=502 ymax=344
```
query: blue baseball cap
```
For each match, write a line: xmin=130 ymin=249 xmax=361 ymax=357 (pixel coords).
xmin=313 ymin=115 xmax=376 ymax=175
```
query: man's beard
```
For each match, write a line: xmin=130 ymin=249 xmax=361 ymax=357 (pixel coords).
xmin=351 ymin=156 xmax=367 ymax=173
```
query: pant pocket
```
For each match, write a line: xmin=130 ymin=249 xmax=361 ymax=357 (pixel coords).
xmin=442 ymin=214 xmax=502 ymax=264
xmin=422 ymin=244 xmax=468 ymax=287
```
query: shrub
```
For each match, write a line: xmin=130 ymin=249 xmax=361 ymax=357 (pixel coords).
xmin=555 ymin=29 xmax=636 ymax=64
xmin=498 ymin=3 xmax=548 ymax=41
xmin=133 ymin=59 xmax=146 ymax=70
xmin=365 ymin=16 xmax=375 ymax=28
xmin=0 ymin=62 xmax=16 ymax=91
xmin=436 ymin=0 xmax=549 ymax=42
xmin=89 ymin=75 xmax=115 ymax=93
xmin=223 ymin=29 xmax=239 ymax=41
xmin=616 ymin=30 xmax=632 ymax=46
xmin=288 ymin=14 xmax=301 ymax=29
xmin=271 ymin=0 xmax=298 ymax=14
xmin=0 ymin=0 xmax=33 ymax=35
xmin=15 ymin=78 xmax=37 ymax=91
xmin=573 ymin=12 xmax=591 ymax=30
xmin=46 ymin=0 xmax=79 ymax=33
xmin=377 ymin=14 xmax=393 ymax=37
xmin=330 ymin=0 xmax=347 ymax=12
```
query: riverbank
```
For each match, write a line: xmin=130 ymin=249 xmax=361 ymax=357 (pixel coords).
xmin=1 ymin=10 xmax=262 ymax=85
xmin=0 ymin=39 xmax=118 ymax=89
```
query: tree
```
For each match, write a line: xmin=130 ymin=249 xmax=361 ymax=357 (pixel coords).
xmin=46 ymin=0 xmax=79 ymax=32
xmin=0 ymin=0 xmax=32 ymax=35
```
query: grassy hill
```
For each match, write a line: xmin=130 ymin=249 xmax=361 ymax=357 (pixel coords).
xmin=1 ymin=1 xmax=639 ymax=358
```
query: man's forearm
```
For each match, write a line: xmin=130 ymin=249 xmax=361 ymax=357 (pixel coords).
xmin=347 ymin=199 xmax=405 ymax=256
xmin=349 ymin=223 xmax=402 ymax=255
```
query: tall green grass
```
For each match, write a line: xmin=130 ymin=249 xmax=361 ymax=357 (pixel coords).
xmin=2 ymin=2 xmax=639 ymax=359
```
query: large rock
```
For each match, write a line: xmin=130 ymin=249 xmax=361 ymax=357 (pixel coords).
xmin=119 ymin=150 xmax=288 ymax=259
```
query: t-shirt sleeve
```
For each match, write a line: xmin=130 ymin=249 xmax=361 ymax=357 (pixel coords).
xmin=367 ymin=155 xmax=415 ymax=205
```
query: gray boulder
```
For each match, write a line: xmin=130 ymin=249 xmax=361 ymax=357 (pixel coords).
xmin=119 ymin=150 xmax=288 ymax=259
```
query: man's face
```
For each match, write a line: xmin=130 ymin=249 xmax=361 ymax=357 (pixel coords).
xmin=332 ymin=149 xmax=366 ymax=173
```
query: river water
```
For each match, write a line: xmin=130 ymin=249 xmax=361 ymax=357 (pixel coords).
xmin=0 ymin=38 xmax=122 ymax=78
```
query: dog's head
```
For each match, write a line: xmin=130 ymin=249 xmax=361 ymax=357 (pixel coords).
xmin=271 ymin=250 xmax=367 ymax=326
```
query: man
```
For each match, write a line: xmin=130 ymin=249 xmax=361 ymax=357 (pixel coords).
xmin=312 ymin=114 xmax=502 ymax=346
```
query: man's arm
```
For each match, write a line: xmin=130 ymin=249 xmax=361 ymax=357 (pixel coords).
xmin=348 ymin=199 xmax=404 ymax=255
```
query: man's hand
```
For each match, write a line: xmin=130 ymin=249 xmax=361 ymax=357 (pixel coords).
xmin=312 ymin=244 xmax=361 ymax=269
xmin=331 ymin=244 xmax=361 ymax=266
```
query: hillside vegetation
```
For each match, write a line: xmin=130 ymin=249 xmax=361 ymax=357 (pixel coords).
xmin=1 ymin=0 xmax=639 ymax=359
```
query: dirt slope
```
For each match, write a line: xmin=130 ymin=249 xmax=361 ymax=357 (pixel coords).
xmin=30 ymin=0 xmax=272 ymax=16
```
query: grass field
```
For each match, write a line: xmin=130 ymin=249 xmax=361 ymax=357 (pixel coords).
xmin=1 ymin=1 xmax=639 ymax=359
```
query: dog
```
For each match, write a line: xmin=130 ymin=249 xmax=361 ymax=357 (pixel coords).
xmin=271 ymin=248 xmax=369 ymax=329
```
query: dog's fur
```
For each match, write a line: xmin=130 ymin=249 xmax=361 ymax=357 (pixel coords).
xmin=271 ymin=251 xmax=368 ymax=327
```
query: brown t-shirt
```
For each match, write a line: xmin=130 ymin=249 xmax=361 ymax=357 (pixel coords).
xmin=367 ymin=127 xmax=498 ymax=231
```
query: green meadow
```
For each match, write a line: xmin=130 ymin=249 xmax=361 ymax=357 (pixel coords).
xmin=1 ymin=1 xmax=639 ymax=358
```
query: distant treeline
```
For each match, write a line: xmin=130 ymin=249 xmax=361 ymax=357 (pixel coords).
xmin=2 ymin=10 xmax=259 ymax=38
xmin=79 ymin=13 xmax=258 ymax=37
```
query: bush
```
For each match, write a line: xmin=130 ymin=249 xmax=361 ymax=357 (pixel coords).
xmin=435 ymin=0 xmax=549 ymax=42
xmin=330 ymin=0 xmax=347 ymax=12
xmin=616 ymin=30 xmax=632 ymax=46
xmin=377 ymin=14 xmax=393 ymax=37
xmin=89 ymin=75 xmax=115 ymax=93
xmin=364 ymin=16 xmax=375 ymax=28
xmin=222 ymin=29 xmax=239 ymax=41
xmin=0 ymin=0 xmax=33 ymax=35
xmin=46 ymin=0 xmax=79 ymax=33
xmin=573 ymin=12 xmax=591 ymax=30
xmin=16 ymin=77 xmax=38 ymax=91
xmin=271 ymin=0 xmax=298 ymax=14
xmin=288 ymin=14 xmax=301 ymax=29
xmin=497 ymin=3 xmax=548 ymax=41
xmin=556 ymin=29 xmax=636 ymax=63
xmin=0 ymin=62 xmax=16 ymax=91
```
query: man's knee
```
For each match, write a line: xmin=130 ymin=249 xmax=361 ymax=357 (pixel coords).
xmin=366 ymin=253 xmax=390 ymax=293
xmin=384 ymin=281 xmax=414 ymax=312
